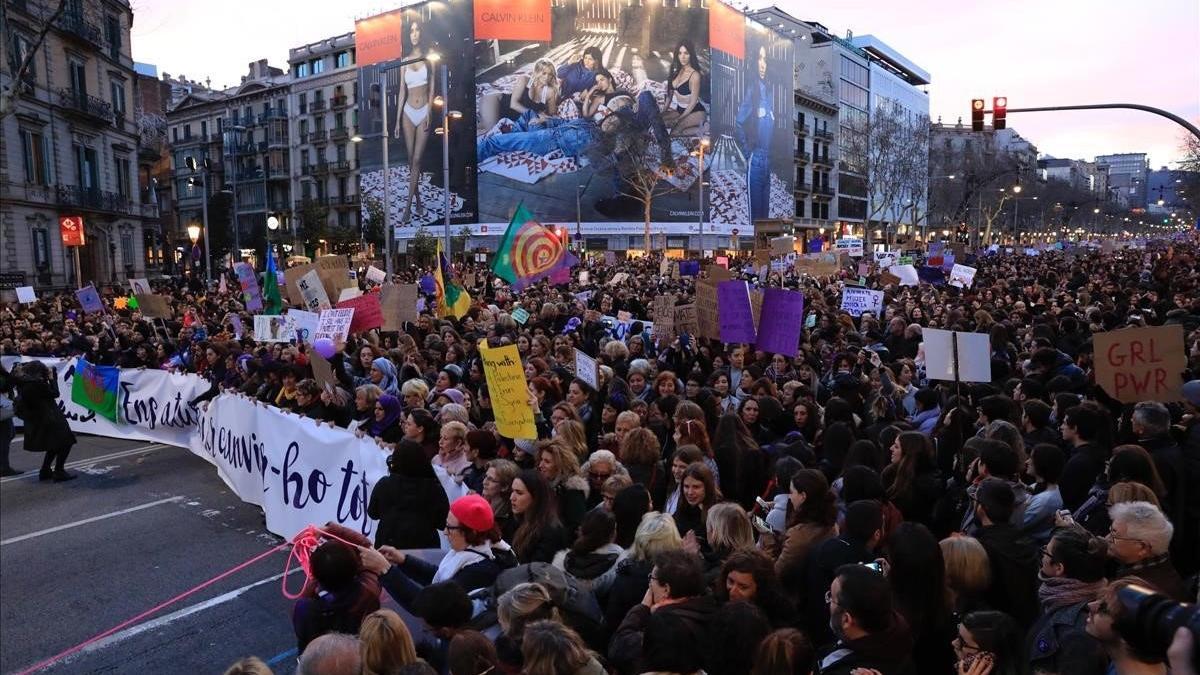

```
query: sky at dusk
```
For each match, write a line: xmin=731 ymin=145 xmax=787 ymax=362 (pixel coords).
xmin=130 ymin=0 xmax=1199 ymax=166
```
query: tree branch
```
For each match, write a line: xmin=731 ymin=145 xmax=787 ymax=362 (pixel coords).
xmin=1 ymin=0 xmax=70 ymax=118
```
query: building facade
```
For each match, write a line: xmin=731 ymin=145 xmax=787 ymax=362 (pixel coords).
xmin=1 ymin=0 xmax=153 ymax=290
xmin=1095 ymin=153 xmax=1149 ymax=209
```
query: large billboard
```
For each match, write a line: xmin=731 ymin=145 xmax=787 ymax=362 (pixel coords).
xmin=358 ymin=0 xmax=793 ymax=238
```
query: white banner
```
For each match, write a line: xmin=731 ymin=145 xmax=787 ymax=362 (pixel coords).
xmin=190 ymin=394 xmax=390 ymax=540
xmin=2 ymin=357 xmax=208 ymax=447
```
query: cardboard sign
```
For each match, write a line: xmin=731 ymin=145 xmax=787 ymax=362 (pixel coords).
xmin=923 ymin=328 xmax=992 ymax=383
xmin=338 ymin=287 xmax=363 ymax=302
xmin=309 ymin=351 xmax=339 ymax=393
xmin=511 ymin=307 xmax=530 ymax=324
xmin=878 ymin=271 xmax=901 ymax=288
xmin=708 ymin=264 xmax=733 ymax=283
xmin=891 ymin=264 xmax=920 ymax=286
xmin=254 ymin=315 xmax=296 ymax=343
xmin=770 ymin=235 xmax=795 ymax=256
xmin=756 ymin=288 xmax=804 ymax=356
xmin=659 ymin=258 xmax=671 ymax=276
xmin=1093 ymin=325 xmax=1186 ymax=403
xmin=298 ymin=269 xmax=332 ymax=312
xmin=314 ymin=308 xmax=355 ymax=343
xmin=695 ymin=280 xmax=720 ymax=340
xmin=574 ymin=349 xmax=599 ymax=391
xmin=365 ymin=265 xmax=387 ymax=284
xmin=336 ymin=294 xmax=383 ymax=334
xmin=948 ymin=264 xmax=977 ymax=289
xmin=674 ymin=304 xmax=698 ymax=336
xmin=795 ymin=255 xmax=839 ymax=278
xmin=380 ymin=283 xmax=418 ymax=331
xmin=15 ymin=286 xmax=36 ymax=304
xmin=288 ymin=309 xmax=319 ymax=344
xmin=135 ymin=293 xmax=173 ymax=319
xmin=653 ymin=294 xmax=676 ymax=339
xmin=754 ymin=249 xmax=771 ymax=266
xmin=479 ymin=341 xmax=537 ymax=440
xmin=841 ymin=287 xmax=883 ymax=317
xmin=717 ymin=280 xmax=756 ymax=343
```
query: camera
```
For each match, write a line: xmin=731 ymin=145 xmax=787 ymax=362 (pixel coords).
xmin=1114 ymin=584 xmax=1198 ymax=669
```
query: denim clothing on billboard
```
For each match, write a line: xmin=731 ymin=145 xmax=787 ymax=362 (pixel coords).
xmin=557 ymin=62 xmax=598 ymax=100
xmin=477 ymin=116 xmax=600 ymax=162
xmin=736 ymin=79 xmax=775 ymax=221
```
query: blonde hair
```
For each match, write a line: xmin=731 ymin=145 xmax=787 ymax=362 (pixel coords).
xmin=360 ymin=609 xmax=417 ymax=675
xmin=620 ymin=427 xmax=660 ymax=466
xmin=706 ymin=502 xmax=755 ymax=553
xmin=442 ymin=420 xmax=468 ymax=442
xmin=537 ymin=438 xmax=582 ymax=484
xmin=497 ymin=582 xmax=561 ymax=638
xmin=555 ymin=419 xmax=589 ymax=461
xmin=939 ymin=536 xmax=991 ymax=605
xmin=631 ymin=511 xmax=683 ymax=561
xmin=1107 ymin=481 xmax=1160 ymax=508
xmin=401 ymin=378 xmax=429 ymax=400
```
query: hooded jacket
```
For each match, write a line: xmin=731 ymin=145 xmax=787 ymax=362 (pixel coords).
xmin=608 ymin=595 xmax=719 ymax=675
xmin=552 ymin=543 xmax=625 ymax=596
xmin=976 ymin=522 xmax=1040 ymax=625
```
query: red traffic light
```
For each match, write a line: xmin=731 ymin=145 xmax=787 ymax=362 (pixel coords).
xmin=993 ymin=96 xmax=1008 ymax=130
xmin=971 ymin=98 xmax=985 ymax=132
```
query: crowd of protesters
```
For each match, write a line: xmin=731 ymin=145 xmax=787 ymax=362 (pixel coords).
xmin=3 ymin=238 xmax=1200 ymax=675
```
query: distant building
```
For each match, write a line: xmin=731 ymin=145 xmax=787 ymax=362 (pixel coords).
xmin=929 ymin=121 xmax=1039 ymax=186
xmin=1145 ymin=166 xmax=1195 ymax=214
xmin=1038 ymin=156 xmax=1106 ymax=194
xmin=1095 ymin=153 xmax=1149 ymax=209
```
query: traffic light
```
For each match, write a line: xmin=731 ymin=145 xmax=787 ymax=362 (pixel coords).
xmin=993 ymin=96 xmax=1007 ymax=130
xmin=971 ymin=99 xmax=985 ymax=132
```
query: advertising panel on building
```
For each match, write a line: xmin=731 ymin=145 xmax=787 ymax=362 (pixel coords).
xmin=356 ymin=0 xmax=793 ymax=243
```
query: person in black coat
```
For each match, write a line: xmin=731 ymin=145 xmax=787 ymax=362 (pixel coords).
xmin=12 ymin=361 xmax=77 ymax=482
xmin=505 ymin=469 xmax=569 ymax=564
xmin=369 ymin=439 xmax=451 ymax=549
xmin=973 ymin=478 xmax=1040 ymax=627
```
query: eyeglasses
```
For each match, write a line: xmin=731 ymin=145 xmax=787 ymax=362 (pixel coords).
xmin=1106 ymin=531 xmax=1145 ymax=545
xmin=952 ymin=634 xmax=982 ymax=653
xmin=589 ymin=472 xmax=613 ymax=482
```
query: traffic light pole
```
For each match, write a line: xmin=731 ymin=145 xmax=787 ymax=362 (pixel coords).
xmin=984 ymin=103 xmax=1200 ymax=140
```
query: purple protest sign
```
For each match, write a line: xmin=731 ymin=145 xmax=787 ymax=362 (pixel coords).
xmin=756 ymin=288 xmax=804 ymax=356
xmin=234 ymin=262 xmax=263 ymax=312
xmin=717 ymin=280 xmax=756 ymax=344
xmin=419 ymin=274 xmax=436 ymax=295
xmin=75 ymin=285 xmax=103 ymax=314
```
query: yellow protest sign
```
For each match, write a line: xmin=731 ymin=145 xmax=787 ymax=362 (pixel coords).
xmin=479 ymin=341 xmax=537 ymax=440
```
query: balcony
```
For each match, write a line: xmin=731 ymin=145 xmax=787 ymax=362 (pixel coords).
xmin=812 ymin=184 xmax=835 ymax=199
xmin=793 ymin=181 xmax=812 ymax=194
xmin=258 ymin=109 xmax=288 ymax=124
xmin=332 ymin=95 xmax=349 ymax=109
xmin=794 ymin=150 xmax=810 ymax=164
xmin=236 ymin=168 xmax=265 ymax=182
xmin=310 ymin=163 xmax=330 ymax=175
xmin=56 ymin=12 xmax=103 ymax=48
xmin=814 ymin=128 xmax=834 ymax=141
xmin=268 ymin=165 xmax=290 ymax=179
xmin=305 ymin=130 xmax=327 ymax=144
xmin=56 ymin=185 xmax=136 ymax=215
xmin=268 ymin=135 xmax=289 ymax=149
xmin=311 ymin=100 xmax=327 ymax=112
xmin=795 ymin=123 xmax=809 ymax=136
xmin=813 ymin=154 xmax=834 ymax=168
xmin=329 ymin=127 xmax=349 ymax=141
xmin=58 ymin=89 xmax=112 ymax=125
xmin=335 ymin=194 xmax=360 ymax=207
xmin=330 ymin=160 xmax=352 ymax=173
xmin=227 ymin=141 xmax=258 ymax=155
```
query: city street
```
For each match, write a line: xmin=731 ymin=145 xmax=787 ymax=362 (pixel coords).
xmin=0 ymin=435 xmax=302 ymax=674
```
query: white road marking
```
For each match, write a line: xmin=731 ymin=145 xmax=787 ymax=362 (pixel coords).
xmin=0 ymin=496 xmax=185 ymax=546
xmin=70 ymin=568 xmax=302 ymax=659
xmin=0 ymin=443 xmax=171 ymax=483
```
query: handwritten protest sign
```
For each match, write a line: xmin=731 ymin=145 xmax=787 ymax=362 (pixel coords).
xmin=512 ymin=307 xmax=530 ymax=324
xmin=756 ymin=288 xmax=805 ymax=356
xmin=128 ymin=278 xmax=151 ymax=295
xmin=574 ymin=349 xmax=599 ymax=391
xmin=298 ymin=269 xmax=332 ymax=312
xmin=717 ymin=281 xmax=757 ymax=343
xmin=254 ymin=315 xmax=295 ymax=342
xmin=381 ymin=284 xmax=418 ymax=331
xmin=770 ymin=235 xmax=795 ymax=256
xmin=480 ymin=341 xmax=537 ymax=439
xmin=835 ymin=237 xmax=864 ymax=257
xmin=891 ymin=264 xmax=920 ymax=286
xmin=288 ymin=310 xmax=319 ymax=344
xmin=607 ymin=272 xmax=629 ymax=286
xmin=578 ymin=271 xmax=590 ymax=285
xmin=15 ymin=286 xmax=36 ymax=304
xmin=874 ymin=251 xmax=898 ymax=270
xmin=841 ymin=287 xmax=883 ymax=317
xmin=314 ymin=308 xmax=355 ymax=343
xmin=948 ymin=264 xmax=977 ymax=289
xmin=674 ymin=304 xmax=698 ymax=336
xmin=695 ymin=280 xmax=720 ymax=340
xmin=878 ymin=271 xmax=901 ymax=288
xmin=365 ymin=265 xmax=387 ymax=285
xmin=653 ymin=294 xmax=676 ymax=339
xmin=234 ymin=262 xmax=263 ymax=312
xmin=1093 ymin=325 xmax=1186 ymax=403
xmin=336 ymin=294 xmax=383 ymax=334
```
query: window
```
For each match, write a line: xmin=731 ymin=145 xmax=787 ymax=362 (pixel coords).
xmin=201 ymin=120 xmax=208 ymax=137
xmin=21 ymin=129 xmax=51 ymax=185
xmin=839 ymin=81 xmax=868 ymax=110
xmin=69 ymin=60 xmax=86 ymax=95
xmin=299 ymin=119 xmax=308 ymax=139
xmin=216 ymin=117 xmax=224 ymax=132
xmin=121 ymin=231 xmax=134 ymax=265
xmin=75 ymin=145 xmax=98 ymax=190
xmin=310 ymin=58 xmax=324 ymax=75
xmin=336 ymin=143 xmax=346 ymax=162
xmin=299 ymin=93 xmax=307 ymax=114
xmin=33 ymin=228 xmax=51 ymax=272
xmin=337 ymin=177 xmax=347 ymax=197
xmin=334 ymin=112 xmax=345 ymax=130
xmin=110 ymin=80 xmax=126 ymax=122
xmin=313 ymin=114 xmax=325 ymax=132
xmin=840 ymin=56 xmax=869 ymax=88
xmin=296 ymin=62 xmax=309 ymax=78
xmin=105 ymin=15 xmax=121 ymax=60
xmin=184 ymin=123 xmax=192 ymax=140
xmin=795 ymin=200 xmax=804 ymax=218
xmin=11 ymin=33 xmax=35 ymax=81
xmin=335 ymin=51 xmax=351 ymax=69
xmin=338 ymin=209 xmax=350 ymax=228
xmin=116 ymin=156 xmax=131 ymax=200
xmin=262 ymin=101 xmax=269 ymax=115
xmin=172 ymin=126 xmax=179 ymax=142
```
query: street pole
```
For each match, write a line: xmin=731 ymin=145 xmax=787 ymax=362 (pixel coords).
xmin=441 ymin=64 xmax=451 ymax=261
xmin=200 ymin=171 xmax=212 ymax=281
xmin=698 ymin=140 xmax=705 ymax=256
xmin=576 ymin=184 xmax=583 ymax=255
xmin=381 ymin=72 xmax=392 ymax=278
xmin=73 ymin=247 xmax=82 ymax=289
xmin=1013 ymin=198 xmax=1020 ymax=245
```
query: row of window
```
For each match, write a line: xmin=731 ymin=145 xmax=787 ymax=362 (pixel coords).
xmin=29 ymin=225 xmax=137 ymax=274
xmin=20 ymin=128 xmax=133 ymax=199
xmin=294 ymin=50 xmax=354 ymax=78
xmin=795 ymin=201 xmax=830 ymax=220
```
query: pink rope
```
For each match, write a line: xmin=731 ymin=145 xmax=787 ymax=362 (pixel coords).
xmin=17 ymin=524 xmax=366 ymax=674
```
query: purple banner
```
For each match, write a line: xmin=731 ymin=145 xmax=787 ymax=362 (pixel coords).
xmin=234 ymin=262 xmax=263 ymax=312
xmin=756 ymin=288 xmax=804 ymax=356
xmin=717 ymin=281 xmax=756 ymax=344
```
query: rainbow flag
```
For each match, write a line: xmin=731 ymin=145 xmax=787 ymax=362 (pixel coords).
xmin=434 ymin=241 xmax=471 ymax=318
xmin=492 ymin=203 xmax=578 ymax=291
xmin=71 ymin=357 xmax=119 ymax=422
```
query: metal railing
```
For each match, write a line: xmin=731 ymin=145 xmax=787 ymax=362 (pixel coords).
xmin=311 ymin=100 xmax=327 ymax=112
xmin=794 ymin=150 xmax=810 ymax=163
xmin=306 ymin=130 xmax=327 ymax=143
xmin=332 ymin=96 xmax=349 ymax=109
xmin=794 ymin=181 xmax=812 ymax=193
xmin=55 ymin=185 xmax=136 ymax=214
xmin=814 ymin=128 xmax=834 ymax=140
xmin=794 ymin=123 xmax=809 ymax=136
xmin=329 ymin=127 xmax=349 ymax=141
xmin=58 ymin=89 xmax=112 ymax=123
xmin=812 ymin=154 xmax=834 ymax=167
xmin=56 ymin=12 xmax=102 ymax=47
xmin=330 ymin=160 xmax=351 ymax=172
xmin=813 ymin=184 xmax=836 ymax=197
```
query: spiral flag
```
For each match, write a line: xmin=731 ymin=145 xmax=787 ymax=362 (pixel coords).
xmin=492 ymin=202 xmax=578 ymax=291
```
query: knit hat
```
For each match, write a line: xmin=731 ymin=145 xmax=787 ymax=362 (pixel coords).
xmin=436 ymin=388 xmax=465 ymax=405
xmin=449 ymin=494 xmax=494 ymax=532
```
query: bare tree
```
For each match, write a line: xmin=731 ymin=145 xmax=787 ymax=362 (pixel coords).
xmin=845 ymin=101 xmax=930 ymax=248
xmin=602 ymin=124 xmax=685 ymax=254
xmin=1 ymin=0 xmax=69 ymax=118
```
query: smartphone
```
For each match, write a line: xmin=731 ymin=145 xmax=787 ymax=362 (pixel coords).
xmin=755 ymin=496 xmax=773 ymax=511
xmin=751 ymin=515 xmax=772 ymax=534
xmin=805 ymin=313 xmax=817 ymax=329
xmin=861 ymin=561 xmax=884 ymax=573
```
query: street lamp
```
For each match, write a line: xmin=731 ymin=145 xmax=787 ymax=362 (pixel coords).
xmin=267 ymin=215 xmax=279 ymax=266
xmin=185 ymin=156 xmax=212 ymax=281
xmin=691 ymin=137 xmax=710 ymax=254
xmin=186 ymin=223 xmax=202 ymax=276
xmin=432 ymin=77 xmax=462 ymax=261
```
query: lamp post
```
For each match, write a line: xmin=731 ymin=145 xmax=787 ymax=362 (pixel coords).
xmin=692 ymin=137 xmax=710 ymax=255
xmin=227 ymin=124 xmax=247 ymax=262
xmin=432 ymin=62 xmax=460 ymax=262
xmin=186 ymin=156 xmax=212 ymax=281
xmin=187 ymin=223 xmax=202 ymax=277
xmin=267 ymin=215 xmax=279 ymax=267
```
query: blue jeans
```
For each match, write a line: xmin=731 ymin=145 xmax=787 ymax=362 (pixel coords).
xmin=477 ymin=117 xmax=599 ymax=162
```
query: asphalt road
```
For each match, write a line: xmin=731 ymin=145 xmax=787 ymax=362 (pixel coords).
xmin=0 ymin=433 xmax=305 ymax=674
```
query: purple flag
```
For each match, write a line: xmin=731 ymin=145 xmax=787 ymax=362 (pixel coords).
xmin=717 ymin=280 xmax=756 ymax=344
xmin=756 ymin=288 xmax=804 ymax=356
xmin=678 ymin=261 xmax=700 ymax=277
xmin=419 ymin=274 xmax=436 ymax=295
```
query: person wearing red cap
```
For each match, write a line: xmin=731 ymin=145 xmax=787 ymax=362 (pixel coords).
xmin=360 ymin=493 xmax=516 ymax=612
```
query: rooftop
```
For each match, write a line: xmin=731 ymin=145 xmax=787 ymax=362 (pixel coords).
xmin=850 ymin=35 xmax=931 ymax=86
